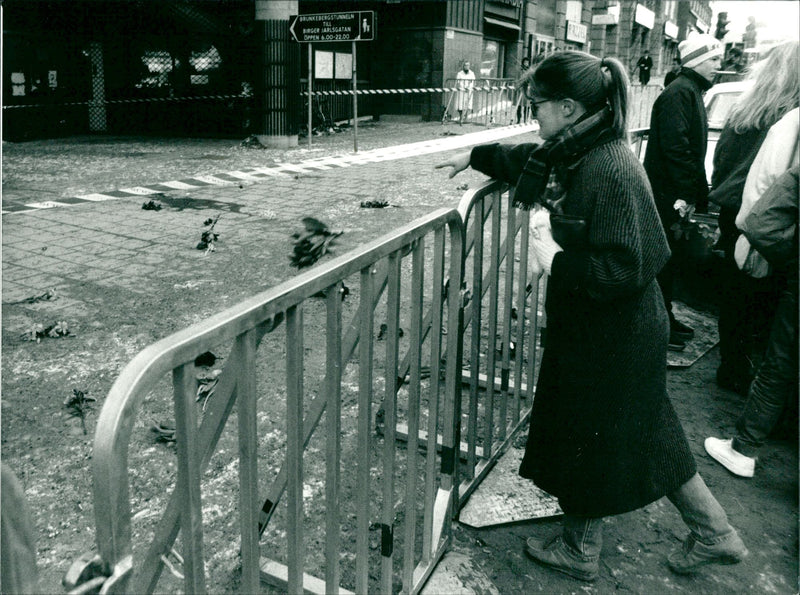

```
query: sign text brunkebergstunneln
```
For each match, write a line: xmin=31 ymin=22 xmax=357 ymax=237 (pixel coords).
xmin=289 ymin=11 xmax=375 ymax=43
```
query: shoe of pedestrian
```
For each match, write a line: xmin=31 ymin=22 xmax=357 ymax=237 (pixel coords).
xmin=667 ymin=531 xmax=748 ymax=574
xmin=671 ymin=319 xmax=695 ymax=341
xmin=668 ymin=332 xmax=687 ymax=351
xmin=704 ymin=437 xmax=755 ymax=477
xmin=525 ymin=535 xmax=598 ymax=582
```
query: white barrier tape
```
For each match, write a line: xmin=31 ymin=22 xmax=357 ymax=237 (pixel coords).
xmin=302 ymin=85 xmax=517 ymax=97
xmin=3 ymin=94 xmax=253 ymax=110
xmin=5 ymin=86 xmax=519 ymax=109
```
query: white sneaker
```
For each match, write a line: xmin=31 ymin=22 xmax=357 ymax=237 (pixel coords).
xmin=704 ymin=437 xmax=755 ymax=478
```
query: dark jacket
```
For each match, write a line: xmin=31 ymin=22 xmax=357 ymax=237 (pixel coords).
xmin=742 ymin=165 xmax=799 ymax=289
xmin=637 ymin=55 xmax=653 ymax=72
xmin=707 ymin=125 xmax=770 ymax=253
xmin=470 ymin=138 xmax=696 ymax=517
xmin=664 ymin=66 xmax=681 ymax=87
xmin=709 ymin=125 xmax=769 ymax=210
xmin=644 ymin=69 xmax=713 ymax=224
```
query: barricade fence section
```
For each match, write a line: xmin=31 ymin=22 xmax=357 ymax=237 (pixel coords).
xmin=66 ymin=179 xmax=550 ymax=594
xmin=442 ymin=78 xmax=518 ymax=127
xmin=629 ymin=127 xmax=649 ymax=161
xmin=65 ymin=209 xmax=465 ymax=595
xmin=627 ymin=83 xmax=662 ymax=130
xmin=455 ymin=182 xmax=546 ymax=505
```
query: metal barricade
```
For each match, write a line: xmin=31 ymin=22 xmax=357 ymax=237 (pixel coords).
xmin=627 ymin=83 xmax=663 ymax=130
xmin=65 ymin=209 xmax=465 ymax=595
xmin=443 ymin=78 xmax=515 ymax=127
xmin=629 ymin=127 xmax=649 ymax=161
xmin=65 ymin=176 xmax=554 ymax=593
xmin=454 ymin=181 xmax=546 ymax=505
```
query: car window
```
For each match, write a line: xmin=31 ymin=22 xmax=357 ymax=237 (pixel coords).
xmin=706 ymin=92 xmax=741 ymax=130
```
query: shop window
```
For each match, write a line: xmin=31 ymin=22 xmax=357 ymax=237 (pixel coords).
xmin=480 ymin=39 xmax=505 ymax=78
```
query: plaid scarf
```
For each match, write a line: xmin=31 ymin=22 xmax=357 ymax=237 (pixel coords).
xmin=514 ymin=106 xmax=617 ymax=210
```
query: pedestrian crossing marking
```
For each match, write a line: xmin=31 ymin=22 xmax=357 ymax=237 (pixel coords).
xmin=119 ymin=187 xmax=162 ymax=195
xmin=193 ymin=174 xmax=239 ymax=184
xmin=2 ymin=122 xmax=537 ymax=215
xmin=75 ymin=193 xmax=118 ymax=201
xmin=159 ymin=180 xmax=201 ymax=189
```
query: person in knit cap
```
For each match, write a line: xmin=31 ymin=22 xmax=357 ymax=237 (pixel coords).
xmin=644 ymin=33 xmax=723 ymax=350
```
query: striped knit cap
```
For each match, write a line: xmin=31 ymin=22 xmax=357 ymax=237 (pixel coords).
xmin=679 ymin=34 xmax=723 ymax=69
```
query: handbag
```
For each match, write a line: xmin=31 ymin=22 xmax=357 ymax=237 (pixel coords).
xmin=550 ymin=213 xmax=588 ymax=249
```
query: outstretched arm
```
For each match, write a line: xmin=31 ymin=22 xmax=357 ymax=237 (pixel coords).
xmin=435 ymin=151 xmax=471 ymax=178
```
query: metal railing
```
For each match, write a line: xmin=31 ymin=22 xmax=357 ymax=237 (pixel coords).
xmin=66 ymin=208 xmax=465 ymax=595
xmin=455 ymin=181 xmax=545 ymax=506
xmin=443 ymin=78 xmax=517 ymax=127
xmin=627 ymin=83 xmax=662 ymax=130
xmin=65 ymin=179 xmax=549 ymax=594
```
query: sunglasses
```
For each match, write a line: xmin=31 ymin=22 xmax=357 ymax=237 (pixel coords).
xmin=528 ymin=98 xmax=553 ymax=116
xmin=525 ymin=91 xmax=561 ymax=116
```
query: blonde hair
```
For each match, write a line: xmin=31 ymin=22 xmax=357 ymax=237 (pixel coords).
xmin=726 ymin=41 xmax=799 ymax=133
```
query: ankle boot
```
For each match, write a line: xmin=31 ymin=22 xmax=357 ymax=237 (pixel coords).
xmin=525 ymin=535 xmax=599 ymax=581
xmin=525 ymin=516 xmax=603 ymax=582
xmin=668 ymin=531 xmax=748 ymax=574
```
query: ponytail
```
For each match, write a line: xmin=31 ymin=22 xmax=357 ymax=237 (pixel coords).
xmin=599 ymin=57 xmax=629 ymax=140
xmin=530 ymin=51 xmax=630 ymax=139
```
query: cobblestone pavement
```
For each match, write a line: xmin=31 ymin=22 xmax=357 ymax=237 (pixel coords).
xmin=2 ymin=122 xmax=536 ymax=302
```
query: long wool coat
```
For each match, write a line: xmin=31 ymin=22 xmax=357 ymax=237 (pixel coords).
xmin=470 ymin=138 xmax=697 ymax=517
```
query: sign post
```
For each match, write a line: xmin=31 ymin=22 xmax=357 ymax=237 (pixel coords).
xmin=308 ymin=47 xmax=313 ymax=147
xmin=290 ymin=11 xmax=375 ymax=152
xmin=352 ymin=40 xmax=357 ymax=152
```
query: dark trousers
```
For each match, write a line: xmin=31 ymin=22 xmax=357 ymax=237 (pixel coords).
xmin=734 ymin=286 xmax=798 ymax=456
xmin=717 ymin=251 xmax=782 ymax=380
xmin=639 ymin=71 xmax=650 ymax=86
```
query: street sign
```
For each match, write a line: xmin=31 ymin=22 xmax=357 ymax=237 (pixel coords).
xmin=289 ymin=11 xmax=375 ymax=43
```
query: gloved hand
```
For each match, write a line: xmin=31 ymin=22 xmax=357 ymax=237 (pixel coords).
xmin=530 ymin=208 xmax=563 ymax=276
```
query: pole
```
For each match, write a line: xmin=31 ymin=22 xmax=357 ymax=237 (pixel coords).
xmin=308 ymin=44 xmax=313 ymax=147
xmin=352 ymin=40 xmax=358 ymax=153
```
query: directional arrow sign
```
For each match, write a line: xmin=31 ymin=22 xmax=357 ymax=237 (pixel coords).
xmin=289 ymin=11 xmax=375 ymax=43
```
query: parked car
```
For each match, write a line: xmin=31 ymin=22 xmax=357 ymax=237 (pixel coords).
xmin=704 ymin=80 xmax=753 ymax=183
xmin=705 ymin=80 xmax=752 ymax=132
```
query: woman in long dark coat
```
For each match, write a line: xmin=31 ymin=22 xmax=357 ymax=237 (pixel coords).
xmin=437 ymin=51 xmax=747 ymax=582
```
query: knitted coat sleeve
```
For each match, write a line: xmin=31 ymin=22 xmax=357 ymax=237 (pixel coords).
xmin=551 ymin=145 xmax=669 ymax=302
xmin=469 ymin=142 xmax=540 ymax=185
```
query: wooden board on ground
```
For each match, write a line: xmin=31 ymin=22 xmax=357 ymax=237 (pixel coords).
xmin=667 ymin=301 xmax=719 ymax=369
xmin=458 ymin=447 xmax=561 ymax=527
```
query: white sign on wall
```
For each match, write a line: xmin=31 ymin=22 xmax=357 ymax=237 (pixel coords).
xmin=592 ymin=4 xmax=619 ymax=26
xmin=566 ymin=21 xmax=587 ymax=44
xmin=635 ymin=3 xmax=655 ymax=29
xmin=315 ymin=50 xmax=333 ymax=78
xmin=566 ymin=0 xmax=583 ymax=23
xmin=335 ymin=52 xmax=352 ymax=79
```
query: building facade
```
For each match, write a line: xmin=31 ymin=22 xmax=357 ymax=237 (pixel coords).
xmin=588 ymin=0 xmax=711 ymax=79
xmin=2 ymin=0 xmax=712 ymax=141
